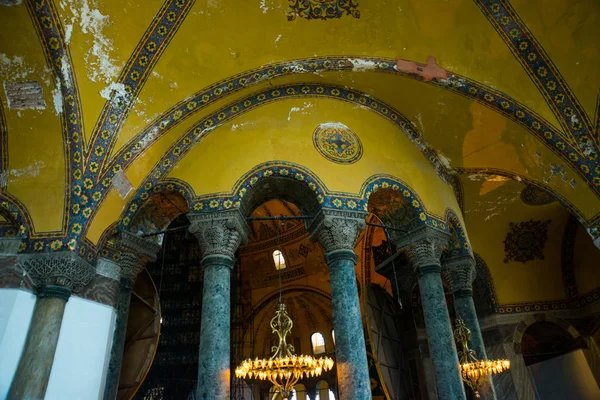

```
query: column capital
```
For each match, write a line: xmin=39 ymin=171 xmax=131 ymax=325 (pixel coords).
xmin=442 ymin=254 xmax=476 ymax=296
xmin=395 ymin=226 xmax=450 ymax=276
xmin=594 ymin=235 xmax=600 ymax=250
xmin=116 ymin=231 xmax=161 ymax=283
xmin=308 ymin=208 xmax=368 ymax=254
xmin=117 ymin=230 xmax=161 ymax=261
xmin=0 ymin=237 xmax=22 ymax=256
xmin=187 ymin=209 xmax=249 ymax=260
xmin=18 ymin=251 xmax=95 ymax=293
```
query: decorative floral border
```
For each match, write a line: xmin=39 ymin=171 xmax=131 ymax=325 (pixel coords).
xmin=475 ymin=0 xmax=597 ymax=152
xmin=85 ymin=0 xmax=195 ymax=182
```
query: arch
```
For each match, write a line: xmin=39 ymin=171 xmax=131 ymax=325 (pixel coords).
xmin=0 ymin=193 xmax=33 ymax=241
xmin=363 ymin=175 xmax=447 ymax=234
xmin=234 ymin=162 xmax=325 ymax=217
xmin=513 ymin=313 xmax=582 ymax=356
xmin=473 ymin=253 xmax=499 ymax=316
xmin=106 ymin=56 xmax=595 ymax=205
xmin=443 ymin=209 xmax=472 ymax=258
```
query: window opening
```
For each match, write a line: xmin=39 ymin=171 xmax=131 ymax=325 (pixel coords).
xmin=311 ymin=332 xmax=326 ymax=355
xmin=273 ymin=249 xmax=287 ymax=270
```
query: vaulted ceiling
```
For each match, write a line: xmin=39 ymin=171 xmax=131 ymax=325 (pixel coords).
xmin=0 ymin=0 xmax=599 ymax=308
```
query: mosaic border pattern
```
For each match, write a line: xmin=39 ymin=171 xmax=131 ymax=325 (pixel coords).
xmin=475 ymin=0 xmax=598 ymax=153
xmin=85 ymin=0 xmax=195 ymax=182
xmin=118 ymin=160 xmax=450 ymax=237
xmin=287 ymin=0 xmax=360 ymax=21
xmin=100 ymin=56 xmax=600 ymax=209
xmin=28 ymin=0 xmax=86 ymax=236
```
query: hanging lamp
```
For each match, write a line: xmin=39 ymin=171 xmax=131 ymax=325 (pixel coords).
xmin=454 ymin=319 xmax=510 ymax=398
xmin=235 ymin=218 xmax=334 ymax=399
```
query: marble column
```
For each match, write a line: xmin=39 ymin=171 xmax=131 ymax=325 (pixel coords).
xmin=103 ymin=232 xmax=160 ymax=400
xmin=308 ymin=209 xmax=371 ymax=400
xmin=402 ymin=232 xmax=466 ymax=400
xmin=188 ymin=210 xmax=249 ymax=400
xmin=9 ymin=251 xmax=95 ymax=399
xmin=444 ymin=255 xmax=496 ymax=399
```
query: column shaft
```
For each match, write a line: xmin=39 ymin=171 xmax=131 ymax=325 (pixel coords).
xmin=103 ymin=279 xmax=132 ymax=400
xmin=196 ymin=255 xmax=233 ymax=399
xmin=326 ymin=249 xmax=371 ymax=400
xmin=454 ymin=292 xmax=496 ymax=399
xmin=418 ymin=269 xmax=466 ymax=400
xmin=8 ymin=285 xmax=70 ymax=399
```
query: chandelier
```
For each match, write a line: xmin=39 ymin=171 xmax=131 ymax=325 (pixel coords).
xmin=454 ymin=319 xmax=510 ymax=398
xmin=235 ymin=303 xmax=334 ymax=399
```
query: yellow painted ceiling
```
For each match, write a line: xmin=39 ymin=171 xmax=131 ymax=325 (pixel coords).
xmin=461 ymin=177 xmax=569 ymax=304
xmin=1 ymin=0 xmax=599 ymax=306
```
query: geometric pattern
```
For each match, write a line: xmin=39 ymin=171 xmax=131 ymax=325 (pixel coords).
xmin=503 ymin=219 xmax=550 ymax=263
xmin=520 ymin=184 xmax=556 ymax=206
xmin=287 ymin=0 xmax=360 ymax=21
xmin=312 ymin=122 xmax=362 ymax=164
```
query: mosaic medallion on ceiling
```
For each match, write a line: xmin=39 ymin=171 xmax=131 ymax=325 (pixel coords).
xmin=503 ymin=220 xmax=551 ymax=263
xmin=520 ymin=185 xmax=556 ymax=206
xmin=313 ymin=122 xmax=363 ymax=164
xmin=287 ymin=0 xmax=360 ymax=21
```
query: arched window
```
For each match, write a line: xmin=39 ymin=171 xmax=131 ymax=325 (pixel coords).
xmin=311 ymin=332 xmax=326 ymax=355
xmin=273 ymin=249 xmax=287 ymax=270
xmin=331 ymin=329 xmax=335 ymax=346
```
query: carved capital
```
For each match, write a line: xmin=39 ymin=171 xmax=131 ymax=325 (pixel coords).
xmin=188 ymin=210 xmax=249 ymax=260
xmin=594 ymin=236 xmax=600 ymax=250
xmin=442 ymin=254 xmax=476 ymax=295
xmin=0 ymin=237 xmax=22 ymax=256
xmin=118 ymin=252 xmax=143 ymax=283
xmin=395 ymin=226 xmax=450 ymax=276
xmin=308 ymin=208 xmax=368 ymax=253
xmin=117 ymin=230 xmax=161 ymax=262
xmin=18 ymin=251 xmax=95 ymax=293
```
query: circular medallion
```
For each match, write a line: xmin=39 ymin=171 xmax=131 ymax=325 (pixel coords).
xmin=312 ymin=122 xmax=363 ymax=164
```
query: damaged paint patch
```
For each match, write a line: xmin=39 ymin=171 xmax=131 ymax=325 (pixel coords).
xmin=348 ymin=58 xmax=378 ymax=72
xmin=394 ymin=56 xmax=448 ymax=82
xmin=7 ymin=161 xmax=46 ymax=181
xmin=4 ymin=81 xmax=46 ymax=110
xmin=287 ymin=102 xmax=314 ymax=121
xmin=63 ymin=0 xmax=121 ymax=84
xmin=51 ymin=77 xmax=63 ymax=115
xmin=99 ymin=81 xmax=130 ymax=105
xmin=112 ymin=170 xmax=133 ymax=198
xmin=0 ymin=54 xmax=35 ymax=80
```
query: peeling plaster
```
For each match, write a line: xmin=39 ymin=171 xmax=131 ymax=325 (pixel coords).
xmin=348 ymin=59 xmax=378 ymax=72
xmin=7 ymin=161 xmax=46 ymax=182
xmin=274 ymin=34 xmax=282 ymax=47
xmin=0 ymin=54 xmax=35 ymax=80
xmin=51 ymin=77 xmax=63 ymax=115
xmin=287 ymin=102 xmax=314 ymax=121
xmin=62 ymin=0 xmax=122 ymax=84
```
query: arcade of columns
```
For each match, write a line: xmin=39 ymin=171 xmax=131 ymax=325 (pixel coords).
xmin=4 ymin=206 xmax=495 ymax=400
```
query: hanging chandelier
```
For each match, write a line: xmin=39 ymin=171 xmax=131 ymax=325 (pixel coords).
xmin=453 ymin=319 xmax=510 ymax=398
xmin=235 ymin=303 xmax=334 ymax=399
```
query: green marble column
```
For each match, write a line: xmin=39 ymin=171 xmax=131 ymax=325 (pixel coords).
xmin=196 ymin=254 xmax=234 ymax=399
xmin=188 ymin=210 xmax=249 ymax=400
xmin=309 ymin=209 xmax=371 ymax=400
xmin=103 ymin=233 xmax=160 ymax=400
xmin=9 ymin=251 xmax=95 ymax=399
xmin=445 ymin=256 xmax=496 ymax=399
xmin=407 ymin=236 xmax=466 ymax=400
